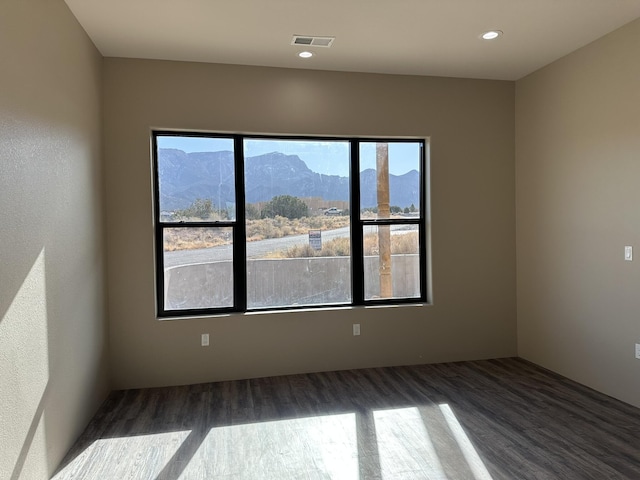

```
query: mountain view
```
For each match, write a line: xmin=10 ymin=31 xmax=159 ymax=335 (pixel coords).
xmin=158 ymin=148 xmax=420 ymax=211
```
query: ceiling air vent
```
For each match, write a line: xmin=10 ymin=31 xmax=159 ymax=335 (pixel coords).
xmin=291 ymin=35 xmax=335 ymax=48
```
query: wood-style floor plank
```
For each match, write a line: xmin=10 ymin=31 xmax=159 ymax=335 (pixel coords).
xmin=52 ymin=358 xmax=640 ymax=479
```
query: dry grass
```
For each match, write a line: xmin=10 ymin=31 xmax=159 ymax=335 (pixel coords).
xmin=163 ymin=228 xmax=232 ymax=252
xmin=270 ymin=231 xmax=419 ymax=258
xmin=163 ymin=215 xmax=419 ymax=255
xmin=364 ymin=231 xmax=418 ymax=255
xmin=164 ymin=216 xmax=351 ymax=251
xmin=246 ymin=215 xmax=349 ymax=242
xmin=268 ymin=237 xmax=352 ymax=258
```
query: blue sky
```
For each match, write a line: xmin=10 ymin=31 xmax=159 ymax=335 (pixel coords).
xmin=157 ymin=136 xmax=422 ymax=177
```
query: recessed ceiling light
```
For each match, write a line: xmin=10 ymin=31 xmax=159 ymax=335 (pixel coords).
xmin=298 ymin=51 xmax=313 ymax=58
xmin=481 ymin=30 xmax=503 ymax=40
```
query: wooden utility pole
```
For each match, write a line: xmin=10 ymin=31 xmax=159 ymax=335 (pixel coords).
xmin=376 ymin=143 xmax=392 ymax=298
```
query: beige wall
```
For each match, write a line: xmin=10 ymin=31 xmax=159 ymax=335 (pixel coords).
xmin=2 ymin=1 xmax=639 ymax=475
xmin=0 ymin=1 xmax=109 ymax=479
xmin=516 ymin=18 xmax=640 ymax=407
xmin=103 ymin=58 xmax=517 ymax=389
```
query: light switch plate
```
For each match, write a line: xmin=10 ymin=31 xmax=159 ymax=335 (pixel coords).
xmin=625 ymin=246 xmax=633 ymax=261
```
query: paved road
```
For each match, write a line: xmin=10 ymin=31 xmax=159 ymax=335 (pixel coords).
xmin=164 ymin=226 xmax=351 ymax=267
xmin=164 ymin=225 xmax=415 ymax=268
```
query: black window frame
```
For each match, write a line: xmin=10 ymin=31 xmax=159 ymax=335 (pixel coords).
xmin=153 ymin=131 xmax=428 ymax=318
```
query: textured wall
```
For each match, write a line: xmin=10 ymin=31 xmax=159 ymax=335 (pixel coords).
xmin=103 ymin=59 xmax=516 ymax=389
xmin=516 ymin=18 xmax=640 ymax=407
xmin=0 ymin=1 xmax=109 ymax=478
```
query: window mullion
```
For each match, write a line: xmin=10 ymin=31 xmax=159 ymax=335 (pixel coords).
xmin=419 ymin=142 xmax=428 ymax=302
xmin=350 ymin=140 xmax=364 ymax=305
xmin=156 ymin=225 xmax=166 ymax=315
xmin=152 ymin=134 xmax=166 ymax=316
xmin=234 ymin=136 xmax=247 ymax=311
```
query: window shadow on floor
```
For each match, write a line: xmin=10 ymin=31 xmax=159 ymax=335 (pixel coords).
xmin=52 ymin=359 xmax=640 ymax=479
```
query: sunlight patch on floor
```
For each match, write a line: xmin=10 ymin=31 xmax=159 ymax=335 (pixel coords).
xmin=52 ymin=430 xmax=192 ymax=479
xmin=181 ymin=413 xmax=359 ymax=479
xmin=52 ymin=403 xmax=495 ymax=479
xmin=374 ymin=406 xmax=447 ymax=479
xmin=439 ymin=404 xmax=493 ymax=480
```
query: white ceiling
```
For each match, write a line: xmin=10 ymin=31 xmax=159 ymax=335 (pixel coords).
xmin=64 ymin=0 xmax=640 ymax=81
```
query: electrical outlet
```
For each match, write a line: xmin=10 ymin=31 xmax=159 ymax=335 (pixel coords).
xmin=353 ymin=324 xmax=360 ymax=336
xmin=201 ymin=333 xmax=210 ymax=347
xmin=635 ymin=343 xmax=640 ymax=360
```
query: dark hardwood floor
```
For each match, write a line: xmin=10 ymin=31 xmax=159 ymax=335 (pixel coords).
xmin=52 ymin=358 xmax=640 ymax=479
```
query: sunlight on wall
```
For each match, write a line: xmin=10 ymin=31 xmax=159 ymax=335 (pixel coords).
xmin=0 ymin=249 xmax=49 ymax=480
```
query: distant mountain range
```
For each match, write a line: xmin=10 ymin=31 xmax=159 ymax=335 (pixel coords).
xmin=158 ymin=148 xmax=420 ymax=211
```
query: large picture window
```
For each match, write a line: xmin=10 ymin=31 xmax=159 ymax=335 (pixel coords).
xmin=153 ymin=133 xmax=427 ymax=317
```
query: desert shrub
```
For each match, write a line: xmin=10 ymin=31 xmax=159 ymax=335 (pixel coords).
xmin=163 ymin=227 xmax=231 ymax=251
xmin=261 ymin=195 xmax=309 ymax=220
xmin=165 ymin=215 xmax=351 ymax=251
xmin=363 ymin=231 xmax=418 ymax=255
xmin=392 ymin=232 xmax=419 ymax=254
xmin=278 ymin=237 xmax=351 ymax=258
xmin=245 ymin=203 xmax=260 ymax=220
xmin=321 ymin=237 xmax=350 ymax=256
xmin=174 ymin=198 xmax=214 ymax=220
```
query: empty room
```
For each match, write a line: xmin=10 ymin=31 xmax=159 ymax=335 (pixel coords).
xmin=2 ymin=0 xmax=640 ymax=478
